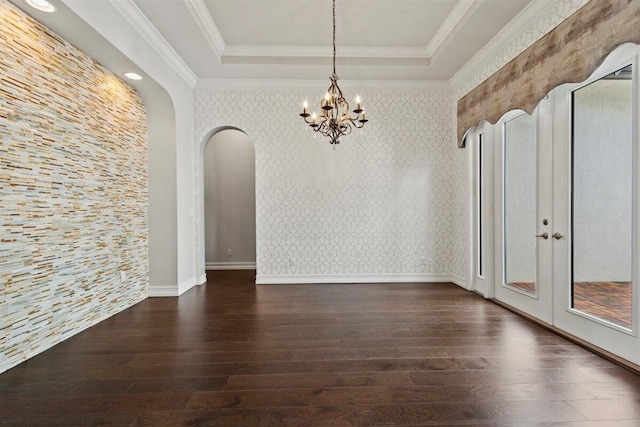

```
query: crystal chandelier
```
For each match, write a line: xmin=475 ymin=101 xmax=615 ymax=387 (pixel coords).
xmin=300 ymin=0 xmax=368 ymax=145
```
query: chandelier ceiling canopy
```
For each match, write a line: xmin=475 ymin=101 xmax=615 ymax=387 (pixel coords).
xmin=300 ymin=0 xmax=368 ymax=145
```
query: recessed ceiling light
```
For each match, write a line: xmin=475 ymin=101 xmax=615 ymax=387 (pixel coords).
xmin=124 ymin=72 xmax=143 ymax=81
xmin=25 ymin=0 xmax=56 ymax=12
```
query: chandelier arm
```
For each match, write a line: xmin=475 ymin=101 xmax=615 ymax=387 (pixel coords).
xmin=344 ymin=112 xmax=359 ymax=121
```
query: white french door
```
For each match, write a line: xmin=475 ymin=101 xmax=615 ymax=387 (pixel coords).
xmin=487 ymin=44 xmax=640 ymax=365
xmin=552 ymin=46 xmax=640 ymax=365
xmin=494 ymin=103 xmax=554 ymax=323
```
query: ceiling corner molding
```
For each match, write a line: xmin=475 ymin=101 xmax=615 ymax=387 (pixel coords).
xmin=449 ymin=0 xmax=561 ymax=96
xmin=222 ymin=45 xmax=331 ymax=59
xmin=106 ymin=0 xmax=197 ymax=88
xmin=195 ymin=78 xmax=450 ymax=91
xmin=183 ymin=0 xmax=226 ymax=60
xmin=220 ymin=45 xmax=430 ymax=66
xmin=426 ymin=0 xmax=481 ymax=58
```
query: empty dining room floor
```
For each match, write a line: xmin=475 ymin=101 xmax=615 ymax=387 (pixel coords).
xmin=1 ymin=270 xmax=640 ymax=426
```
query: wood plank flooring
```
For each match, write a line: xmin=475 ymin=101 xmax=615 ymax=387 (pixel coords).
xmin=1 ymin=270 xmax=640 ymax=426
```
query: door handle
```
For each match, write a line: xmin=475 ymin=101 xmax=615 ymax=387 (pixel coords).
xmin=535 ymin=233 xmax=549 ymax=239
xmin=552 ymin=232 xmax=564 ymax=240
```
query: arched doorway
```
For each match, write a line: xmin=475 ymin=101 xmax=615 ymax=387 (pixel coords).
xmin=200 ymin=127 xmax=256 ymax=281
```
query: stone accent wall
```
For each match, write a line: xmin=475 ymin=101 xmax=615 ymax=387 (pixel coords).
xmin=0 ymin=0 xmax=148 ymax=373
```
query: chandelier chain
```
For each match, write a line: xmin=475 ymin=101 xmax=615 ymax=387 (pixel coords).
xmin=332 ymin=0 xmax=336 ymax=74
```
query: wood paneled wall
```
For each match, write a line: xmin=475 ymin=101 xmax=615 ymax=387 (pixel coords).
xmin=457 ymin=0 xmax=640 ymax=146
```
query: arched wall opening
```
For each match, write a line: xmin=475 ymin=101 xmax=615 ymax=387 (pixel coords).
xmin=143 ymin=87 xmax=178 ymax=292
xmin=22 ymin=0 xmax=186 ymax=295
xmin=199 ymin=127 xmax=256 ymax=282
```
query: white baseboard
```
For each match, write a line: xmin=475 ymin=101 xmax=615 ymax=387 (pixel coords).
xmin=149 ymin=277 xmax=197 ymax=297
xmin=206 ymin=262 xmax=256 ymax=270
xmin=148 ymin=285 xmax=179 ymax=297
xmin=198 ymin=273 xmax=208 ymax=285
xmin=450 ymin=274 xmax=468 ymax=289
xmin=255 ymin=273 xmax=459 ymax=285
xmin=151 ymin=273 xmax=469 ymax=293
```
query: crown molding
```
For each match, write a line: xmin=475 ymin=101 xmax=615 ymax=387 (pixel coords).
xmin=448 ymin=0 xmax=558 ymax=94
xmin=183 ymin=0 xmax=225 ymax=59
xmin=107 ymin=0 xmax=197 ymax=88
xmin=223 ymin=45 xmax=430 ymax=59
xmin=181 ymin=0 xmax=486 ymax=67
xmin=221 ymin=45 xmax=431 ymax=65
xmin=426 ymin=0 xmax=481 ymax=58
xmin=196 ymin=78 xmax=451 ymax=91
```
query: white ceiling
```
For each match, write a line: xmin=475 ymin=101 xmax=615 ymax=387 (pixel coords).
xmin=8 ymin=0 xmax=534 ymax=83
xmin=131 ymin=0 xmax=533 ymax=81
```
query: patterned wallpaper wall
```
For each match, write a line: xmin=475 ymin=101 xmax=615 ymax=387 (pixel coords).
xmin=0 ymin=0 xmax=148 ymax=373
xmin=194 ymin=88 xmax=463 ymax=280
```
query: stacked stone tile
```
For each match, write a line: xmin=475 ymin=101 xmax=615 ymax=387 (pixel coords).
xmin=0 ymin=0 xmax=148 ymax=373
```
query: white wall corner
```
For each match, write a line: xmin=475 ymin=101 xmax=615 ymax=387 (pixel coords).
xmin=183 ymin=0 xmax=225 ymax=59
xmin=178 ymin=277 xmax=197 ymax=296
xmin=450 ymin=274 xmax=468 ymax=290
xmin=105 ymin=0 xmax=198 ymax=88
xmin=199 ymin=273 xmax=208 ymax=285
xmin=426 ymin=0 xmax=481 ymax=59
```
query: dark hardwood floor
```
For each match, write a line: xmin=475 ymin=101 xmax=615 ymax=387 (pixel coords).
xmin=1 ymin=270 xmax=640 ymax=426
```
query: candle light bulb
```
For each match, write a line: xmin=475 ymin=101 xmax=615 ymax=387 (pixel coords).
xmin=303 ymin=100 xmax=309 ymax=109
xmin=325 ymin=92 xmax=331 ymax=101
xmin=354 ymin=95 xmax=363 ymax=113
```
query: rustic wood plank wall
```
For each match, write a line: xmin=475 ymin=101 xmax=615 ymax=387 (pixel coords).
xmin=457 ymin=0 xmax=640 ymax=146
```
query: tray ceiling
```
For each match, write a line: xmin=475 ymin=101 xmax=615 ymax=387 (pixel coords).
xmin=132 ymin=0 xmax=532 ymax=80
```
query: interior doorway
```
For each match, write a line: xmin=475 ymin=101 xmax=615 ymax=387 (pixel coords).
xmin=203 ymin=128 xmax=256 ymax=272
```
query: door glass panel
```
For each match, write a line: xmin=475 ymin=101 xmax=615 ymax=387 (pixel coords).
xmin=504 ymin=113 xmax=537 ymax=295
xmin=571 ymin=64 xmax=633 ymax=330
